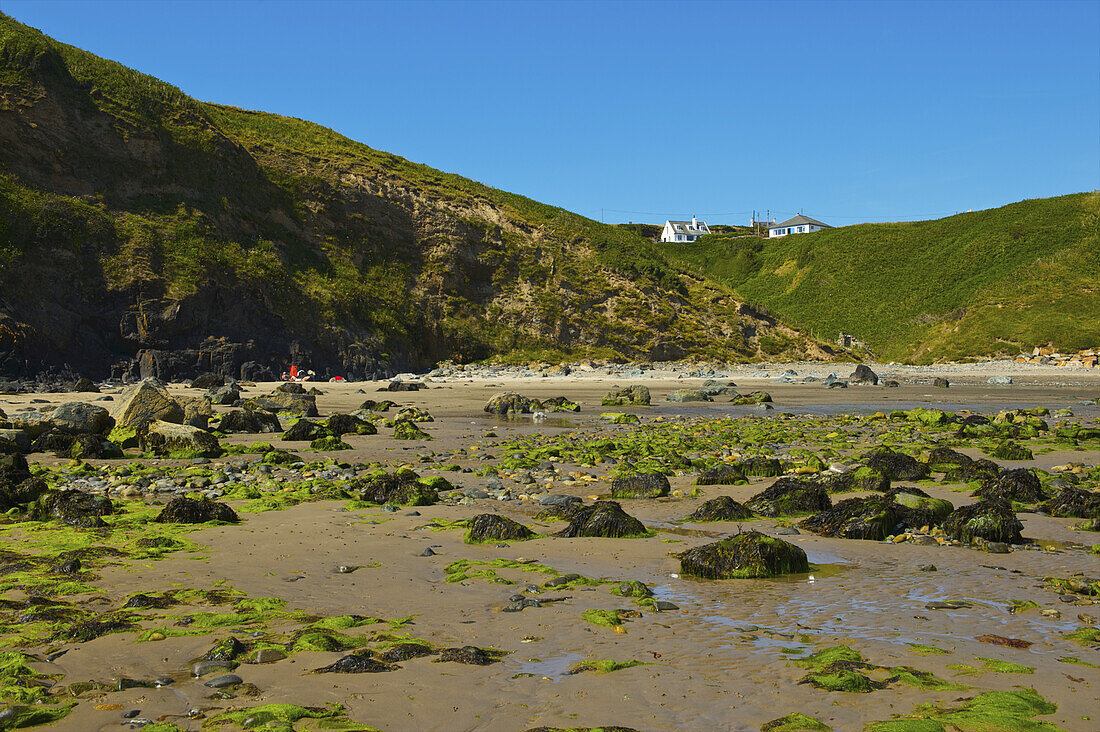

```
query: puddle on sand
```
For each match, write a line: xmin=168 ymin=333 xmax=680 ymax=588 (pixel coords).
xmin=480 ymin=415 xmax=578 ymax=429
xmin=505 ymin=652 xmax=586 ymax=682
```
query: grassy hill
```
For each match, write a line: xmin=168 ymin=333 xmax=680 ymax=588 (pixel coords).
xmin=0 ymin=14 xmax=837 ymax=379
xmin=666 ymin=193 xmax=1100 ymax=362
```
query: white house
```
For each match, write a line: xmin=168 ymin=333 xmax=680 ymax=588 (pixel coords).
xmin=768 ymin=214 xmax=832 ymax=238
xmin=660 ymin=216 xmax=710 ymax=243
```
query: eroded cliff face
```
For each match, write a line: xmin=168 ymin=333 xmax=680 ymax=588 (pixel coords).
xmin=0 ymin=16 xmax=834 ymax=380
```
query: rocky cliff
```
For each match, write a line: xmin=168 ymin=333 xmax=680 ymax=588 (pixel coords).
xmin=0 ymin=15 xmax=836 ymax=380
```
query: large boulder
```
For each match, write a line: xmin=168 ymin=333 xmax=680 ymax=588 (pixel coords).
xmin=139 ymin=421 xmax=221 ymax=458
xmin=207 ymin=384 xmax=241 ymax=405
xmin=465 ymin=514 xmax=536 ymax=543
xmin=942 ymin=498 xmax=1024 ymax=544
xmin=848 ymin=364 xmax=879 ymax=386
xmin=263 ymin=392 xmax=319 ymax=417
xmin=191 ymin=373 xmax=225 ymax=389
xmin=353 ymin=470 xmax=438 ymax=506
xmin=30 ymin=489 xmax=114 ymax=528
xmin=610 ymin=472 xmax=670 ymax=499
xmin=0 ymin=476 xmax=49 ymax=511
xmin=746 ymin=477 xmax=831 ymax=517
xmin=111 ymin=380 xmax=184 ymax=428
xmin=31 ymin=431 xmax=119 ymax=459
xmin=219 ymin=408 xmax=282 ymax=434
xmin=679 ymin=531 xmax=808 ymax=579
xmin=155 ymin=497 xmax=239 ymax=524
xmin=484 ymin=392 xmax=540 ymax=415
xmin=172 ymin=396 xmax=211 ymax=430
xmin=9 ymin=411 xmax=53 ymax=439
xmin=685 ymin=496 xmax=754 ymax=522
xmin=557 ymin=501 xmax=648 ymax=538
xmin=943 ymin=458 xmax=1001 ymax=485
xmin=863 ymin=447 xmax=929 ymax=481
xmin=48 ymin=403 xmax=113 ymax=435
xmin=601 ymin=386 xmax=651 ymax=407
xmin=695 ymin=464 xmax=749 ymax=486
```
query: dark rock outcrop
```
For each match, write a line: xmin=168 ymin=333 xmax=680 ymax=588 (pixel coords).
xmin=679 ymin=531 xmax=808 ymax=579
xmin=154 ymin=497 xmax=239 ymax=524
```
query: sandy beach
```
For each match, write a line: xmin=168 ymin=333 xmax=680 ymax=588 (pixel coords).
xmin=2 ymin=362 xmax=1098 ymax=732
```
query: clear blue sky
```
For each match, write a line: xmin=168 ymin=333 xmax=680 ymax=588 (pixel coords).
xmin=3 ymin=0 xmax=1098 ymax=225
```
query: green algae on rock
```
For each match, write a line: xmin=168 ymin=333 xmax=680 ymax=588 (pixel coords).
xmin=761 ymin=712 xmax=833 ymax=731
xmin=568 ymin=658 xmax=644 ymax=674
xmin=864 ymin=688 xmax=1062 ymax=731
xmin=351 ymin=469 xmax=439 ymax=506
xmin=679 ymin=530 xmax=808 ymax=579
xmin=393 ymin=420 xmax=432 ymax=440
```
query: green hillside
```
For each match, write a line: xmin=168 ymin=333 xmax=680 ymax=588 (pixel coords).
xmin=0 ymin=13 xmax=839 ymax=378
xmin=666 ymin=193 xmax=1100 ymax=362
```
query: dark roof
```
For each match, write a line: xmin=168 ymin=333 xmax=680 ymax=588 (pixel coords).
xmin=666 ymin=220 xmax=710 ymax=233
xmin=770 ymin=214 xmax=831 ymax=229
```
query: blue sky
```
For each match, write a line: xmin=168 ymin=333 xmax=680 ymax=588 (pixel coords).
xmin=3 ymin=0 xmax=1098 ymax=225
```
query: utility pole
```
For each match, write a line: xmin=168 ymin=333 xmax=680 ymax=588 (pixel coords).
xmin=601 ymin=208 xmax=604 ymax=223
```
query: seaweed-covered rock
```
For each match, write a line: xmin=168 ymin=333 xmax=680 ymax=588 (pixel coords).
xmin=379 ymin=643 xmax=433 ymax=663
xmin=281 ymin=419 xmax=331 ymax=442
xmin=436 ymin=646 xmax=499 ymax=665
xmin=178 ymin=396 xmax=214 ymax=429
xmin=541 ymin=396 xmax=580 ymax=412
xmin=30 ymin=489 xmax=114 ymax=528
xmin=665 ymin=389 xmax=712 ymax=403
xmin=0 ymin=476 xmax=49 ymax=510
xmin=933 ymin=377 xmax=950 ymax=388
xmin=310 ymin=436 xmax=352 ymax=451
xmin=314 ymin=652 xmax=394 ymax=674
xmin=891 ymin=491 xmax=954 ymax=526
xmin=275 ymin=382 xmax=306 ymax=394
xmin=601 ymin=386 xmax=651 ymax=407
xmin=1038 ymin=486 xmax=1100 ymax=519
xmin=358 ymin=399 xmax=396 ymax=412
xmin=353 ymin=470 xmax=438 ymax=506
xmin=679 ymin=530 xmax=809 ymax=579
xmin=557 ymin=501 xmax=648 ymax=538
xmin=219 ymin=408 xmax=281 ymax=434
xmin=154 ymin=497 xmax=240 ymax=524
xmin=989 ymin=441 xmax=1034 ymax=461
xmin=111 ymin=379 xmax=184 ymax=428
xmin=393 ymin=421 xmax=432 ymax=440
xmin=465 ymin=514 xmax=536 ymax=543
xmin=139 ymin=421 xmax=221 ymax=458
xmin=610 ymin=472 xmax=670 ymax=499
xmin=383 ymin=380 xmax=421 ymax=392
xmin=943 ymin=457 xmax=1001 ymax=485
xmin=820 ymin=466 xmax=890 ymax=493
xmin=849 ymin=364 xmax=879 ymax=386
xmin=484 ymin=392 xmax=541 ymax=415
xmin=739 ymin=456 xmax=784 ymax=477
xmin=685 ymin=495 xmax=754 ymax=522
xmin=730 ymin=390 xmax=772 ymax=405
xmin=746 ymin=478 xmax=831 ymax=517
xmin=863 ymin=447 xmax=929 ymax=481
xmin=200 ymin=637 xmax=247 ymax=664
xmin=695 ymin=463 xmax=748 ymax=486
xmin=942 ymin=498 xmax=1024 ymax=544
xmin=31 ymin=431 xmax=116 ymax=460
xmin=48 ymin=403 xmax=113 ymax=435
xmin=801 ymin=495 xmax=913 ymax=540
xmin=392 ymin=407 xmax=433 ymax=423
xmin=925 ymin=447 xmax=972 ymax=473
xmin=974 ymin=468 xmax=1048 ymax=504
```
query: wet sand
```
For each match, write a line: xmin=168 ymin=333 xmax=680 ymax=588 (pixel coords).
xmin=5 ymin=364 xmax=1099 ymax=731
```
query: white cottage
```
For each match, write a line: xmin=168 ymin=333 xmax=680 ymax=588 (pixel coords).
xmin=768 ymin=214 xmax=831 ymax=238
xmin=660 ymin=216 xmax=710 ymax=243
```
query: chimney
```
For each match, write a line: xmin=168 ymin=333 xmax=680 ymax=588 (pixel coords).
xmin=691 ymin=215 xmax=697 ymax=227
